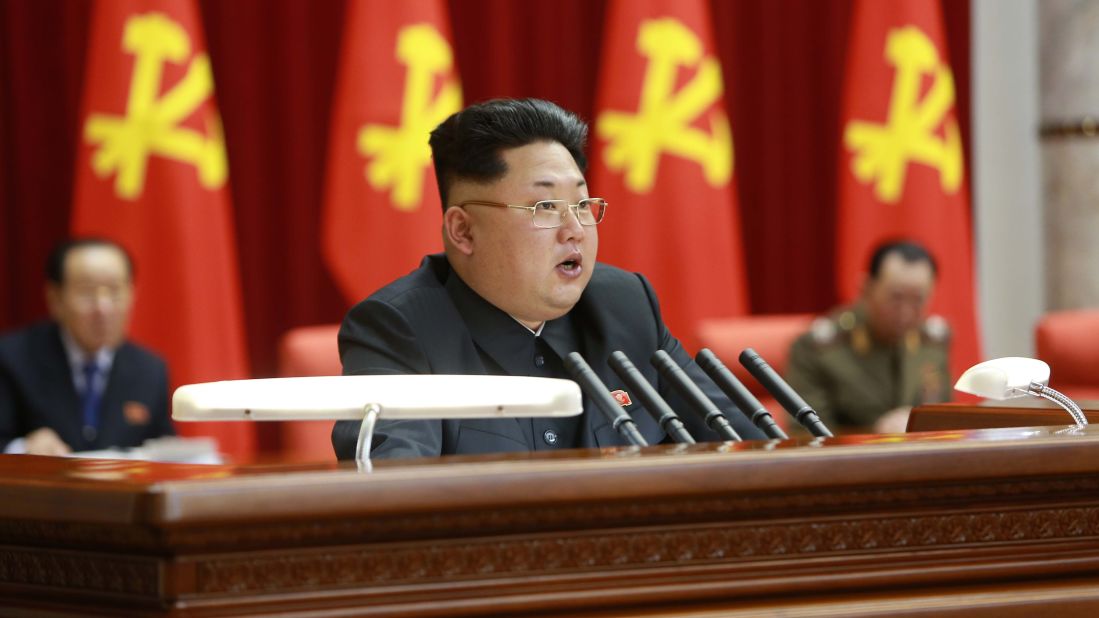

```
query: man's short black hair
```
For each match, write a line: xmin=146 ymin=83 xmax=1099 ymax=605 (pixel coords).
xmin=868 ymin=239 xmax=937 ymax=279
xmin=46 ymin=237 xmax=134 ymax=285
xmin=429 ymin=98 xmax=589 ymax=209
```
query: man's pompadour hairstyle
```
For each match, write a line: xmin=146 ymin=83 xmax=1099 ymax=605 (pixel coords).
xmin=429 ymin=98 xmax=589 ymax=209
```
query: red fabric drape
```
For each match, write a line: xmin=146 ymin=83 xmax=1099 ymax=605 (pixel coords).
xmin=837 ymin=0 xmax=980 ymax=378
xmin=591 ymin=0 xmax=749 ymax=351
xmin=322 ymin=0 xmax=460 ymax=305
xmin=72 ymin=0 xmax=256 ymax=458
xmin=0 ymin=2 xmax=91 ymax=327
xmin=0 ymin=0 xmax=972 ymax=452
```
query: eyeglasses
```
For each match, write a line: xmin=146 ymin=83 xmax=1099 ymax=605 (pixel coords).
xmin=63 ymin=283 xmax=132 ymax=310
xmin=456 ymin=198 xmax=607 ymax=228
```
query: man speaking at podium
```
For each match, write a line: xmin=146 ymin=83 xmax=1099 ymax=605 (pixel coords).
xmin=332 ymin=99 xmax=763 ymax=460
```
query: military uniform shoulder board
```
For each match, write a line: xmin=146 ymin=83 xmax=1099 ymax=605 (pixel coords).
xmin=810 ymin=316 xmax=838 ymax=344
xmin=922 ymin=314 xmax=950 ymax=343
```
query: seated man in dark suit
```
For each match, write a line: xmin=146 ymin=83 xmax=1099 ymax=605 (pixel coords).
xmin=332 ymin=98 xmax=763 ymax=460
xmin=0 ymin=238 xmax=174 ymax=455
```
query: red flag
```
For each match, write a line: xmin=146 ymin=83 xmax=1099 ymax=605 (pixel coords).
xmin=838 ymin=0 xmax=980 ymax=377
xmin=321 ymin=0 xmax=462 ymax=304
xmin=72 ymin=0 xmax=255 ymax=459
xmin=590 ymin=0 xmax=748 ymax=350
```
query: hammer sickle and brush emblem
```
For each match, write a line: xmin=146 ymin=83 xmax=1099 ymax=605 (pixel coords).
xmin=357 ymin=24 xmax=461 ymax=210
xmin=85 ymin=12 xmax=226 ymax=201
xmin=844 ymin=26 xmax=963 ymax=203
xmin=597 ymin=18 xmax=732 ymax=194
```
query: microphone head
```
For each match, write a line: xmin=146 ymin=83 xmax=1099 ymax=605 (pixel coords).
xmin=608 ymin=350 xmax=633 ymax=371
xmin=738 ymin=346 xmax=758 ymax=363
xmin=696 ymin=348 xmax=723 ymax=372
xmin=650 ymin=349 xmax=676 ymax=372
xmin=563 ymin=352 xmax=596 ymax=381
xmin=738 ymin=347 xmax=771 ymax=372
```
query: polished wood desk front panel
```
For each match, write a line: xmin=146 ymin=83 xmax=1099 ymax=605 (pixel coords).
xmin=908 ymin=399 xmax=1099 ymax=432
xmin=2 ymin=424 xmax=1099 ymax=616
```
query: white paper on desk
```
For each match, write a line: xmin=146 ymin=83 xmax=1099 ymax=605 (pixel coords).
xmin=67 ymin=436 xmax=222 ymax=464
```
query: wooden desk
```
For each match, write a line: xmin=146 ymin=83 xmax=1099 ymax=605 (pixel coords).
xmin=3 ymin=426 xmax=1099 ymax=616
xmin=908 ymin=399 xmax=1099 ymax=432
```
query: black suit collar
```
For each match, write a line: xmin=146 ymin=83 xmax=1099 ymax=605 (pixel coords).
xmin=33 ymin=322 xmax=81 ymax=409
xmin=440 ymin=266 xmax=630 ymax=447
xmin=443 ymin=267 xmax=596 ymax=449
xmin=444 ymin=269 xmax=528 ymax=374
xmin=443 ymin=268 xmax=581 ymax=373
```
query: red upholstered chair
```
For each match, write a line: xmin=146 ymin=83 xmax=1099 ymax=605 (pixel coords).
xmin=1034 ymin=309 xmax=1099 ymax=402
xmin=276 ymin=324 xmax=342 ymax=462
xmin=695 ymin=314 xmax=816 ymax=429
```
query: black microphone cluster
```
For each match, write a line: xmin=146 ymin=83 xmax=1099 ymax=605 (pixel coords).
xmin=561 ymin=346 xmax=833 ymax=448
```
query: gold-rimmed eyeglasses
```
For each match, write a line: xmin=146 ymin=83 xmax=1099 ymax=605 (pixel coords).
xmin=455 ymin=198 xmax=607 ymax=228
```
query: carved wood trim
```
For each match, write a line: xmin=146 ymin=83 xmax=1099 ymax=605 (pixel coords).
xmin=0 ymin=549 xmax=159 ymax=597
xmin=6 ymin=475 xmax=1098 ymax=554
xmin=194 ymin=504 xmax=1099 ymax=594
xmin=173 ymin=474 xmax=1099 ymax=549
xmin=0 ymin=520 xmax=161 ymax=549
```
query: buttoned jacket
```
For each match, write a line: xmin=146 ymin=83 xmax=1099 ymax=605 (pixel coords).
xmin=332 ymin=254 xmax=764 ymax=459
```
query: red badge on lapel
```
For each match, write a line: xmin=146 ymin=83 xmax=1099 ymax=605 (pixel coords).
xmin=610 ymin=390 xmax=632 ymax=407
xmin=124 ymin=401 xmax=151 ymax=426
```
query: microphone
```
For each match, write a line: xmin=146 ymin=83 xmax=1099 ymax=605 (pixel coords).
xmin=650 ymin=350 xmax=741 ymax=442
xmin=563 ymin=352 xmax=649 ymax=447
xmin=738 ymin=347 xmax=833 ymax=437
xmin=608 ymin=351 xmax=695 ymax=444
xmin=696 ymin=348 xmax=788 ymax=440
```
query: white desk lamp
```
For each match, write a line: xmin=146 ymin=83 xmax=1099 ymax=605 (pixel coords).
xmin=173 ymin=375 xmax=584 ymax=465
xmin=954 ymin=357 xmax=1087 ymax=427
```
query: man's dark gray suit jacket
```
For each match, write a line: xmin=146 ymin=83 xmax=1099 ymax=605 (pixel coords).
xmin=331 ymin=254 xmax=764 ymax=460
xmin=0 ymin=321 xmax=174 ymax=452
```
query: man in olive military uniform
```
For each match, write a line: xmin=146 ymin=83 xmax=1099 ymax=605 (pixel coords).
xmin=786 ymin=241 xmax=951 ymax=434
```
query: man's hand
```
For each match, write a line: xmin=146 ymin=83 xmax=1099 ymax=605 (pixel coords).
xmin=25 ymin=427 xmax=72 ymax=456
xmin=873 ymin=406 xmax=912 ymax=434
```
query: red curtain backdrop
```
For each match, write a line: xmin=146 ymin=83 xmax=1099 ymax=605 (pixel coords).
xmin=0 ymin=0 xmax=971 ymax=375
xmin=837 ymin=0 xmax=980 ymax=378
xmin=592 ymin=0 xmax=749 ymax=351
xmin=71 ymin=0 xmax=256 ymax=458
xmin=322 ymin=0 xmax=460 ymax=305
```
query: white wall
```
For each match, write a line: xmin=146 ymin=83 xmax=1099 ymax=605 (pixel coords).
xmin=972 ymin=0 xmax=1044 ymax=359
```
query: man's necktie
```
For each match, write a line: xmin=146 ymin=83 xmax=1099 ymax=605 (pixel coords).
xmin=80 ymin=360 xmax=102 ymax=442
